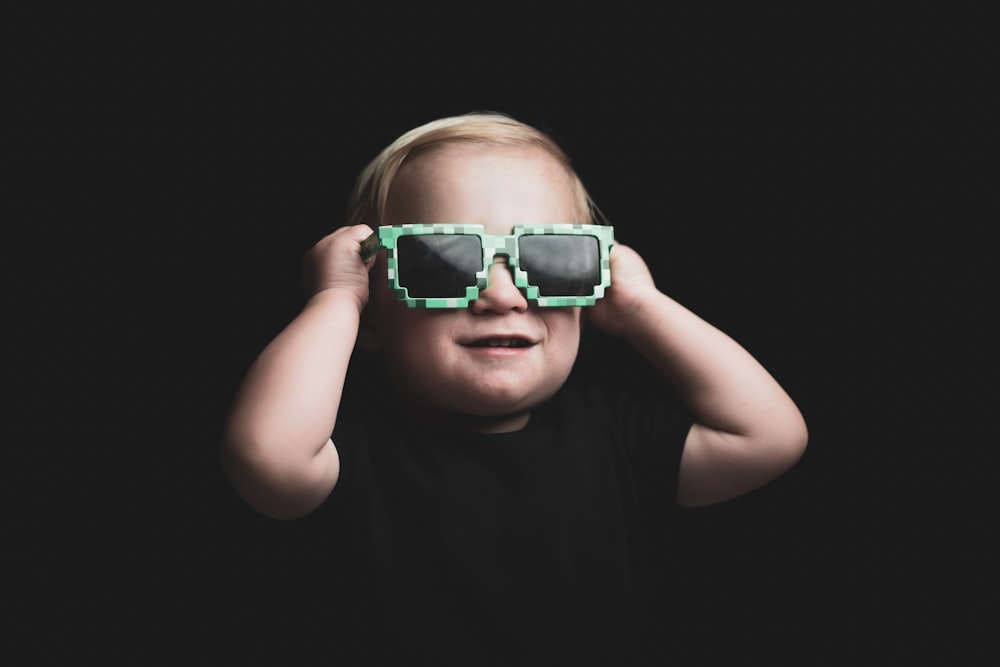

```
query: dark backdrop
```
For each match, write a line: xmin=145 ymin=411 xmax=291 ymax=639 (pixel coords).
xmin=7 ymin=4 xmax=993 ymax=665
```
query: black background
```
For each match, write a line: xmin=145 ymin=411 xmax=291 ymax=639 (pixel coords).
xmin=6 ymin=4 xmax=994 ymax=665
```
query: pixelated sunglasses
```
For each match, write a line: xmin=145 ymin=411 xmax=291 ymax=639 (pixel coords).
xmin=361 ymin=223 xmax=615 ymax=308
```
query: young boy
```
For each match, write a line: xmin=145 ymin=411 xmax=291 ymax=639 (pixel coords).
xmin=221 ymin=111 xmax=808 ymax=665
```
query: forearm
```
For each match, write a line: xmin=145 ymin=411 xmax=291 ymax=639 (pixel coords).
xmin=221 ymin=289 xmax=360 ymax=516
xmin=622 ymin=288 xmax=807 ymax=506
xmin=624 ymin=290 xmax=799 ymax=439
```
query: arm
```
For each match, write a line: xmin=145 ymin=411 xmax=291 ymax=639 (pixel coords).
xmin=587 ymin=243 xmax=808 ymax=507
xmin=220 ymin=224 xmax=374 ymax=519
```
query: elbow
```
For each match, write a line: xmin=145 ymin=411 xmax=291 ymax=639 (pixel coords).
xmin=767 ymin=406 xmax=809 ymax=477
xmin=676 ymin=411 xmax=809 ymax=508
xmin=757 ymin=388 xmax=809 ymax=466
xmin=219 ymin=430 xmax=338 ymax=521
xmin=792 ymin=407 xmax=809 ymax=458
xmin=782 ymin=411 xmax=809 ymax=468
xmin=221 ymin=449 xmax=331 ymax=521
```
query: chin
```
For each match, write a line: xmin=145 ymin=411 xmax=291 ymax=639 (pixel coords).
xmin=459 ymin=383 xmax=562 ymax=416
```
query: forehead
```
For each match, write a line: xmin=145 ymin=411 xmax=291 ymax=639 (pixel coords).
xmin=384 ymin=145 xmax=581 ymax=231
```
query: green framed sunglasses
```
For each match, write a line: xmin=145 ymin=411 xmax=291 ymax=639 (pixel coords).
xmin=361 ymin=223 xmax=615 ymax=308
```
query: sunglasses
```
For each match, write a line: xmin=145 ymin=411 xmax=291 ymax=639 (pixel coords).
xmin=360 ymin=223 xmax=615 ymax=308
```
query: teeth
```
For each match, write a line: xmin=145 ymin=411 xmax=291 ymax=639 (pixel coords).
xmin=476 ymin=339 xmax=527 ymax=348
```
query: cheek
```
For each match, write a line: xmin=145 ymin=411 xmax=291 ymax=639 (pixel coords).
xmin=377 ymin=317 xmax=458 ymax=399
xmin=543 ymin=309 xmax=583 ymax=359
xmin=546 ymin=308 xmax=582 ymax=336
xmin=370 ymin=301 xmax=450 ymax=364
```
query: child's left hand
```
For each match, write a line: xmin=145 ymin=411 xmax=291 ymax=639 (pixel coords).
xmin=585 ymin=242 xmax=661 ymax=338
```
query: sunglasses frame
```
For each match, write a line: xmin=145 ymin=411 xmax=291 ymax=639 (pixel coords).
xmin=361 ymin=223 xmax=615 ymax=308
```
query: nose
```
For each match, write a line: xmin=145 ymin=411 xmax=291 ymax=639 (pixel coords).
xmin=470 ymin=256 xmax=528 ymax=313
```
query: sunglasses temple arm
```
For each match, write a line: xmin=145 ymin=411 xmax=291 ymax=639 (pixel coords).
xmin=360 ymin=232 xmax=383 ymax=261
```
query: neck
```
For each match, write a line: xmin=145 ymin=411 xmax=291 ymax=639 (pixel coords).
xmin=405 ymin=404 xmax=531 ymax=434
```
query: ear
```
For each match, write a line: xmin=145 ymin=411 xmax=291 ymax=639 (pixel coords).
xmin=356 ymin=252 xmax=385 ymax=353
xmin=357 ymin=301 xmax=382 ymax=353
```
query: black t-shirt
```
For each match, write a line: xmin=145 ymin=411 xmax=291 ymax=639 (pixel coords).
xmin=323 ymin=370 xmax=693 ymax=666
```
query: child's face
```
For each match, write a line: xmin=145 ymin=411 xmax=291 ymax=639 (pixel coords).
xmin=365 ymin=145 xmax=584 ymax=430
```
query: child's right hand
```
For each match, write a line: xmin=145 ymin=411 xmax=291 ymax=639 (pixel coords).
xmin=301 ymin=224 xmax=377 ymax=310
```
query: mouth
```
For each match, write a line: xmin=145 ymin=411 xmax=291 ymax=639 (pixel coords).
xmin=462 ymin=337 xmax=534 ymax=349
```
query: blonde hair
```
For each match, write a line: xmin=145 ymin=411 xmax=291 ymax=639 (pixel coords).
xmin=345 ymin=111 xmax=605 ymax=228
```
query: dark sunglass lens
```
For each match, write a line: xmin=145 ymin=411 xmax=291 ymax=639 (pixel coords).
xmin=518 ymin=235 xmax=600 ymax=296
xmin=396 ymin=234 xmax=483 ymax=297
